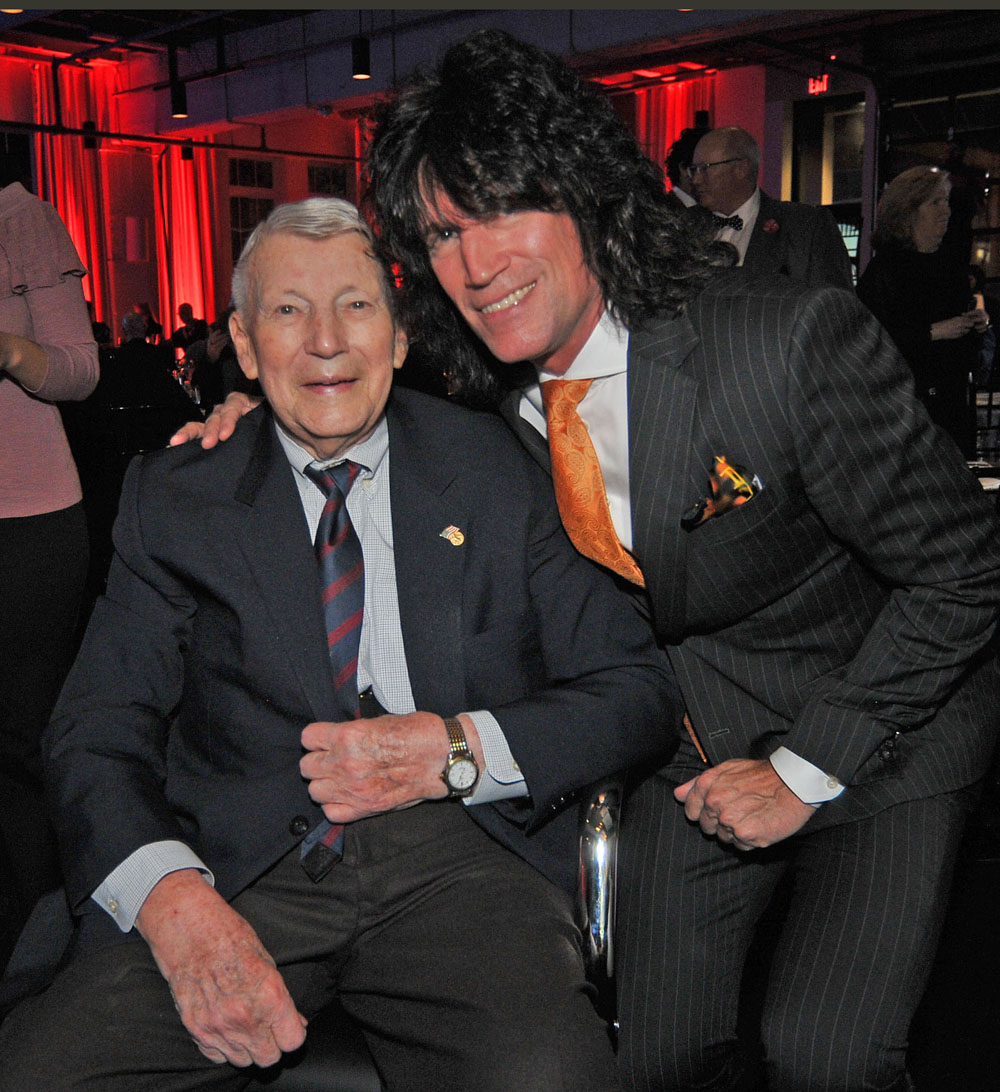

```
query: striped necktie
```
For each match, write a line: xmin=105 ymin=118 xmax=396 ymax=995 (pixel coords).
xmin=299 ymin=459 xmax=364 ymax=882
xmin=541 ymin=379 xmax=644 ymax=587
xmin=306 ymin=460 xmax=365 ymax=718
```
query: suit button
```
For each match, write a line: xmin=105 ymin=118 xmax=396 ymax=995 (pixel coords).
xmin=289 ymin=815 xmax=310 ymax=836
xmin=878 ymin=740 xmax=896 ymax=761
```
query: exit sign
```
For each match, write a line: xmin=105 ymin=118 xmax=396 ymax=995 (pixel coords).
xmin=808 ymin=74 xmax=830 ymax=95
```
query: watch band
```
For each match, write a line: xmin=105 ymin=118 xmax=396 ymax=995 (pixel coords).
xmin=441 ymin=716 xmax=479 ymax=797
xmin=443 ymin=716 xmax=468 ymax=754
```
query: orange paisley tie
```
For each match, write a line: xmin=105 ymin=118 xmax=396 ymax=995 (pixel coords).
xmin=541 ymin=379 xmax=644 ymax=587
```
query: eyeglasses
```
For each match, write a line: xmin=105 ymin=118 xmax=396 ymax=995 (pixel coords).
xmin=685 ymin=157 xmax=746 ymax=178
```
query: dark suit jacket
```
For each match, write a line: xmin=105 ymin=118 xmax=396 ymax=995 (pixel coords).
xmin=503 ymin=272 xmax=1000 ymax=827
xmin=45 ymin=387 xmax=680 ymax=930
xmin=741 ymin=190 xmax=854 ymax=291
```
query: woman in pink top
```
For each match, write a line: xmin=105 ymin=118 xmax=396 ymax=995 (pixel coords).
xmin=0 ymin=179 xmax=98 ymax=975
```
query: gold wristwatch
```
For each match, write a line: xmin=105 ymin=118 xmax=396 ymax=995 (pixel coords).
xmin=441 ymin=716 xmax=480 ymax=797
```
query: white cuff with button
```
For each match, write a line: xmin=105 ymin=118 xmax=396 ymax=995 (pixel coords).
xmin=769 ymin=746 xmax=845 ymax=807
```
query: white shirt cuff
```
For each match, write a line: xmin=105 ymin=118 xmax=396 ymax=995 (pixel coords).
xmin=463 ymin=710 xmax=528 ymax=805
xmin=91 ymin=841 xmax=214 ymax=932
xmin=769 ymin=746 xmax=845 ymax=807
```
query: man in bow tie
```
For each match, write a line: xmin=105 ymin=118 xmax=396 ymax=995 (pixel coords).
xmin=172 ymin=30 xmax=1000 ymax=1092
xmin=689 ymin=125 xmax=854 ymax=289
xmin=0 ymin=197 xmax=682 ymax=1091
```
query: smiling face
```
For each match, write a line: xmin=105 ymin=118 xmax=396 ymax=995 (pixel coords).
xmin=230 ymin=230 xmax=407 ymax=461
xmin=911 ymin=182 xmax=952 ymax=253
xmin=420 ymin=186 xmax=605 ymax=377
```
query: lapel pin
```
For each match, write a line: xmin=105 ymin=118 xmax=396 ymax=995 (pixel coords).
xmin=439 ymin=524 xmax=465 ymax=546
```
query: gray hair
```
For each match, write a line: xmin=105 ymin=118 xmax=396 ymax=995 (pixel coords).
xmin=231 ymin=197 xmax=389 ymax=317
xmin=716 ymin=126 xmax=761 ymax=175
xmin=121 ymin=311 xmax=147 ymax=341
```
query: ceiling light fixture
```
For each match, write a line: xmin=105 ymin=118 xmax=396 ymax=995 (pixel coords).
xmin=170 ymin=81 xmax=188 ymax=118
xmin=168 ymin=44 xmax=188 ymax=118
xmin=352 ymin=11 xmax=370 ymax=80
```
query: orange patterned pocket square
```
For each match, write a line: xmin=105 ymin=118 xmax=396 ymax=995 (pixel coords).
xmin=681 ymin=455 xmax=762 ymax=530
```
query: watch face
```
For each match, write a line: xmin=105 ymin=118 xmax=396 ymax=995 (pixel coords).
xmin=447 ymin=757 xmax=479 ymax=792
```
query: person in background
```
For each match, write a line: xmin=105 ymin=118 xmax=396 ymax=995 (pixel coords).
xmin=664 ymin=125 xmax=709 ymax=212
xmin=133 ymin=300 xmax=163 ymax=344
xmin=689 ymin=125 xmax=854 ymax=289
xmin=0 ymin=176 xmax=98 ymax=977
xmin=857 ymin=165 xmax=989 ymax=459
xmin=968 ymin=263 xmax=998 ymax=391
xmin=170 ymin=301 xmax=210 ymax=354
xmin=183 ymin=308 xmax=240 ymax=411
xmin=60 ymin=311 xmax=203 ymax=628
xmin=90 ymin=320 xmax=113 ymax=350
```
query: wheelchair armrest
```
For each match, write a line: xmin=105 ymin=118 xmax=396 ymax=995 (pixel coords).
xmin=577 ymin=775 xmax=623 ymax=1000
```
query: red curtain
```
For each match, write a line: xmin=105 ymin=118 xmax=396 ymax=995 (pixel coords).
xmin=32 ymin=60 xmax=114 ymax=321
xmin=633 ymin=75 xmax=715 ymax=189
xmin=30 ymin=56 xmax=219 ymax=336
xmin=154 ymin=143 xmax=219 ymax=332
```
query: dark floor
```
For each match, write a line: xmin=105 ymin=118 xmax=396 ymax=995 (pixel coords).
xmin=907 ymin=833 xmax=1000 ymax=1090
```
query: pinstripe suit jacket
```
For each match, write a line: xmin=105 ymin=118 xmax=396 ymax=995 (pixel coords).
xmin=503 ymin=271 xmax=1000 ymax=826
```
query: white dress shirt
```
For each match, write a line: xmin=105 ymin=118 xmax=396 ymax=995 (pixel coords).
xmin=713 ymin=188 xmax=761 ymax=266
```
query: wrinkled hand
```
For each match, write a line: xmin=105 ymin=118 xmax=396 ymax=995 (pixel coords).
xmin=136 ymin=870 xmax=307 ymax=1067
xmin=301 ymin=712 xmax=481 ymax=821
xmin=168 ymin=391 xmax=260 ymax=448
xmin=674 ymin=758 xmax=815 ymax=850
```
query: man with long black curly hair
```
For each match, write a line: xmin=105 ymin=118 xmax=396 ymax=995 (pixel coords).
xmin=175 ymin=28 xmax=1000 ymax=1092
xmin=365 ymin=29 xmax=1000 ymax=1092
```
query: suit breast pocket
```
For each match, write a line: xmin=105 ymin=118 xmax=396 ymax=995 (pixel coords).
xmin=684 ymin=488 xmax=832 ymax=630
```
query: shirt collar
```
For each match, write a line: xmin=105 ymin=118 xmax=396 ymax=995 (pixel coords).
xmin=537 ymin=309 xmax=628 ymax=384
xmin=274 ymin=413 xmax=388 ymax=480
xmin=729 ymin=188 xmax=760 ymax=225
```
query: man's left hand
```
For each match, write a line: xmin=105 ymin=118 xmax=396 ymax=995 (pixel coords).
xmin=300 ymin=712 xmax=482 ymax=821
xmin=674 ymin=759 xmax=815 ymax=850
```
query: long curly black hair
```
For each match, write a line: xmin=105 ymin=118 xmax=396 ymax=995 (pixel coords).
xmin=365 ymin=29 xmax=728 ymax=408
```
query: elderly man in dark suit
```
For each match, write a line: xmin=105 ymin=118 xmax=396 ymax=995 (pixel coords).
xmin=0 ymin=198 xmax=681 ymax=1091
xmin=689 ymin=125 xmax=855 ymax=289
xmin=361 ymin=30 xmax=1000 ymax=1092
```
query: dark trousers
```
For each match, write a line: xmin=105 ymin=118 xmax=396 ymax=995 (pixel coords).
xmin=0 ymin=504 xmax=88 ymax=975
xmin=615 ymin=755 xmax=972 ymax=1092
xmin=0 ymin=801 xmax=617 ymax=1092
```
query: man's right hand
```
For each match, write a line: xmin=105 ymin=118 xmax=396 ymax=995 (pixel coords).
xmin=168 ymin=391 xmax=260 ymax=449
xmin=135 ymin=869 xmax=307 ymax=1068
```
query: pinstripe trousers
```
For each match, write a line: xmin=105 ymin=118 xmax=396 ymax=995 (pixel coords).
xmin=615 ymin=748 xmax=973 ymax=1092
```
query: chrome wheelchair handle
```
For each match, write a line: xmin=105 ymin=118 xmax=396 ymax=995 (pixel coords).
xmin=577 ymin=777 xmax=622 ymax=982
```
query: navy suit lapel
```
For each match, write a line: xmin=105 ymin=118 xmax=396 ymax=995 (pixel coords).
xmin=385 ymin=396 xmax=469 ymax=713
xmin=499 ymin=391 xmax=551 ymax=472
xmin=628 ymin=315 xmax=700 ymax=644
xmin=232 ymin=415 xmax=338 ymax=722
